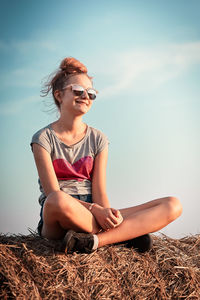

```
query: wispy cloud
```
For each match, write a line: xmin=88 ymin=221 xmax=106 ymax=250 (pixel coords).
xmin=0 ymin=95 xmax=40 ymax=115
xmin=97 ymin=42 xmax=200 ymax=99
xmin=1 ymin=37 xmax=200 ymax=114
xmin=12 ymin=40 xmax=57 ymax=54
xmin=0 ymin=34 xmax=65 ymax=115
xmin=0 ymin=37 xmax=57 ymax=54
xmin=0 ymin=35 xmax=61 ymax=90
xmin=0 ymin=67 xmax=43 ymax=89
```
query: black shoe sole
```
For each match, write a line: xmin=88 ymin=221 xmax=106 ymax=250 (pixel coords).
xmin=64 ymin=230 xmax=76 ymax=254
xmin=127 ymin=234 xmax=153 ymax=253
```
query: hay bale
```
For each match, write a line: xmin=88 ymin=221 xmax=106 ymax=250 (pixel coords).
xmin=0 ymin=231 xmax=200 ymax=299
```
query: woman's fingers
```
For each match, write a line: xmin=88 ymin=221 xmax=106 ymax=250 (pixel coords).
xmin=108 ymin=215 xmax=119 ymax=225
xmin=95 ymin=207 xmax=124 ymax=231
xmin=103 ymin=222 xmax=113 ymax=231
xmin=109 ymin=208 xmax=123 ymax=225
xmin=106 ymin=214 xmax=122 ymax=229
xmin=111 ymin=208 xmax=120 ymax=218
xmin=105 ymin=218 xmax=116 ymax=229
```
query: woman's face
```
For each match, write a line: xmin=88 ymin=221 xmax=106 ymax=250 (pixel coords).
xmin=55 ymin=74 xmax=94 ymax=116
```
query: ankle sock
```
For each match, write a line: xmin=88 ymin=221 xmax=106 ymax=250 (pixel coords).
xmin=92 ymin=234 xmax=99 ymax=250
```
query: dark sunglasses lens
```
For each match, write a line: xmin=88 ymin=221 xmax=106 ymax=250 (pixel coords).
xmin=73 ymin=90 xmax=84 ymax=97
xmin=72 ymin=85 xmax=84 ymax=97
xmin=88 ymin=89 xmax=97 ymax=100
xmin=88 ymin=93 xmax=96 ymax=100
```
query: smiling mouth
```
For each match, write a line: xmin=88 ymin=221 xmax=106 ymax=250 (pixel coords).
xmin=75 ymin=100 xmax=88 ymax=105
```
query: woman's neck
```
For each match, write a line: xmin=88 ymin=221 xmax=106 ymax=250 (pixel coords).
xmin=53 ymin=114 xmax=86 ymax=136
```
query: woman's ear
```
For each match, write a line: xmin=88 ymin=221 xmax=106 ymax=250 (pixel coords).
xmin=54 ymin=90 xmax=63 ymax=105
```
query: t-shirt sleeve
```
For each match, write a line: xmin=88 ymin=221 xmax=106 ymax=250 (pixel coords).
xmin=96 ymin=130 xmax=110 ymax=156
xmin=30 ymin=128 xmax=52 ymax=154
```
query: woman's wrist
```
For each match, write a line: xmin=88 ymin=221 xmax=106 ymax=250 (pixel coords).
xmin=88 ymin=202 xmax=101 ymax=214
xmin=88 ymin=203 xmax=95 ymax=212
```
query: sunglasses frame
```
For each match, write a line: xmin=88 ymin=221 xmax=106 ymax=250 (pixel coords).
xmin=62 ymin=84 xmax=98 ymax=100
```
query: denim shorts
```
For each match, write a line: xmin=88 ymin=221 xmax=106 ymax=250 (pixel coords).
xmin=37 ymin=194 xmax=92 ymax=236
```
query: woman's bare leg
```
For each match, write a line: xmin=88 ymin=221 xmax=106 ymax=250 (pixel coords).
xmin=41 ymin=191 xmax=101 ymax=240
xmin=97 ymin=197 xmax=182 ymax=247
xmin=119 ymin=196 xmax=179 ymax=218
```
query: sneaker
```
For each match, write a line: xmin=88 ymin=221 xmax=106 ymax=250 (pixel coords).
xmin=63 ymin=230 xmax=95 ymax=254
xmin=126 ymin=234 xmax=153 ymax=253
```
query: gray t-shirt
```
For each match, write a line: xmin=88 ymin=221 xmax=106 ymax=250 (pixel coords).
xmin=31 ymin=124 xmax=109 ymax=205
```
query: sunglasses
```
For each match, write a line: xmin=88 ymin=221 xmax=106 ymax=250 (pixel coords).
xmin=63 ymin=84 xmax=98 ymax=100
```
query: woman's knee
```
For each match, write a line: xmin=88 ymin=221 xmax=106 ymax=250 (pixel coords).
xmin=44 ymin=190 xmax=74 ymax=218
xmin=164 ymin=196 xmax=183 ymax=221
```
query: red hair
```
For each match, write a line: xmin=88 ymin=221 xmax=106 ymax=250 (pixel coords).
xmin=41 ymin=57 xmax=92 ymax=108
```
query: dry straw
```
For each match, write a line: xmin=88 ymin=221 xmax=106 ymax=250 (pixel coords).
xmin=0 ymin=231 xmax=200 ymax=299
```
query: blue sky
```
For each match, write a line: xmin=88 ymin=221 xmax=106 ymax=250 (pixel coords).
xmin=0 ymin=0 xmax=199 ymax=238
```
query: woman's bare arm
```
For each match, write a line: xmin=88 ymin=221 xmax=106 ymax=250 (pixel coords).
xmin=91 ymin=146 xmax=123 ymax=229
xmin=92 ymin=146 xmax=111 ymax=208
xmin=32 ymin=143 xmax=60 ymax=197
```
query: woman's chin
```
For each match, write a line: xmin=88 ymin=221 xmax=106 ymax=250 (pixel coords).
xmin=75 ymin=105 xmax=90 ymax=114
xmin=74 ymin=107 xmax=89 ymax=116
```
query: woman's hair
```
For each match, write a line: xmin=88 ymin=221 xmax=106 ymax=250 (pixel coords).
xmin=41 ymin=57 xmax=92 ymax=108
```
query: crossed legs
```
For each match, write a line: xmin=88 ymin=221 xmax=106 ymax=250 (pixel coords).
xmin=98 ymin=197 xmax=182 ymax=247
xmin=41 ymin=191 xmax=182 ymax=248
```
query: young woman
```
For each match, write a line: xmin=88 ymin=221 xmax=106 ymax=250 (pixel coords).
xmin=31 ymin=57 xmax=182 ymax=254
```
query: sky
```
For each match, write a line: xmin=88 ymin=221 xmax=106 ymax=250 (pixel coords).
xmin=0 ymin=0 xmax=199 ymax=239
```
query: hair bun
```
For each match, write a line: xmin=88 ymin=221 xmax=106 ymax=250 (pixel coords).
xmin=60 ymin=57 xmax=88 ymax=75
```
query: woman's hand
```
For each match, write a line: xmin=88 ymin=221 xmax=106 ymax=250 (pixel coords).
xmin=91 ymin=204 xmax=123 ymax=231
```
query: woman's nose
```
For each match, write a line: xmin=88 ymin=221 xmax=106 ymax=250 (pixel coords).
xmin=81 ymin=90 xmax=89 ymax=99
